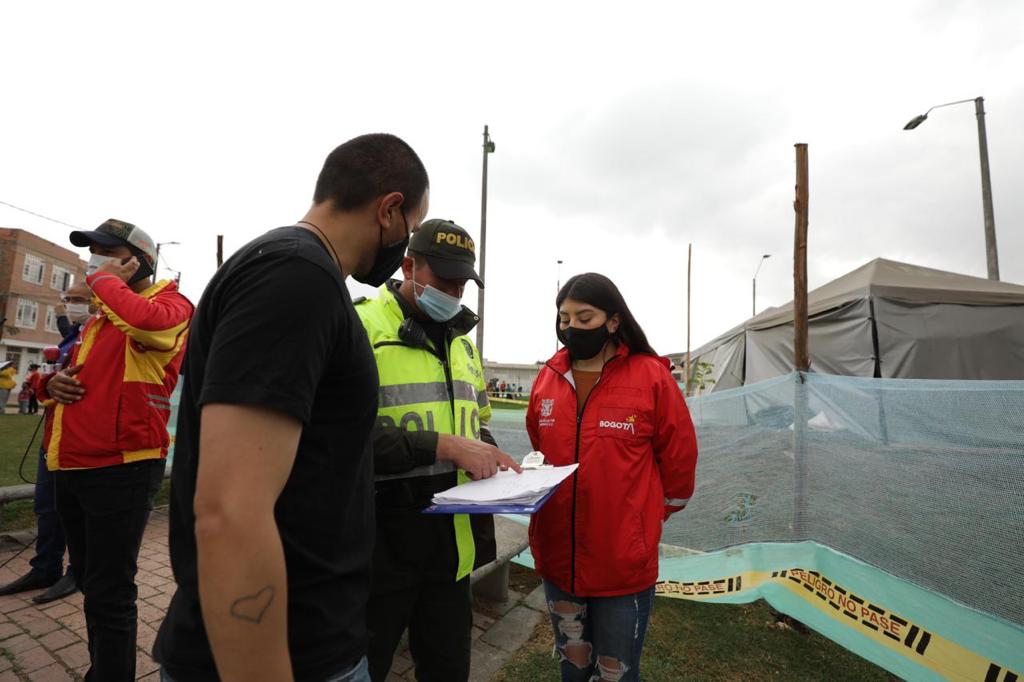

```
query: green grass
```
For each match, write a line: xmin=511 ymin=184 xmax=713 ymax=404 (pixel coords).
xmin=493 ymin=596 xmax=897 ymax=682
xmin=0 ymin=415 xmax=51 ymax=532
xmin=0 ymin=415 xmax=171 ymax=532
xmin=0 ymin=415 xmax=46 ymax=487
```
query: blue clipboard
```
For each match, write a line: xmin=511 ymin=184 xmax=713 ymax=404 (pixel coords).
xmin=422 ymin=485 xmax=560 ymax=515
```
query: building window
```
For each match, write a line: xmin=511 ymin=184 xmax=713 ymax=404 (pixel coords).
xmin=45 ymin=306 xmax=59 ymax=333
xmin=51 ymin=265 xmax=74 ymax=291
xmin=15 ymin=299 xmax=38 ymax=329
xmin=5 ymin=350 xmax=22 ymax=370
xmin=22 ymin=254 xmax=45 ymax=285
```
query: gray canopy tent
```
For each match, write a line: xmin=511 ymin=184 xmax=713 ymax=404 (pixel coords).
xmin=688 ymin=258 xmax=1024 ymax=393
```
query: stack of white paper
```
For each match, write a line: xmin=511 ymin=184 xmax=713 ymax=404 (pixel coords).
xmin=431 ymin=464 xmax=579 ymax=507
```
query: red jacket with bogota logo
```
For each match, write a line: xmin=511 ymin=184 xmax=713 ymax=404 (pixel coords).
xmin=526 ymin=345 xmax=698 ymax=597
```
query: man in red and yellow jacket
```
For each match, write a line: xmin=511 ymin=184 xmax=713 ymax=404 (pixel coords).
xmin=42 ymin=218 xmax=193 ymax=682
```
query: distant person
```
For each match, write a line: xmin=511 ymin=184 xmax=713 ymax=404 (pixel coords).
xmin=526 ymin=273 xmax=698 ymax=682
xmin=18 ymin=382 xmax=32 ymax=414
xmin=356 ymin=219 xmax=520 ymax=682
xmin=54 ymin=298 xmax=79 ymax=338
xmin=0 ymin=283 xmax=93 ymax=603
xmin=43 ymin=218 xmax=194 ymax=681
xmin=0 ymin=361 xmax=15 ymax=414
xmin=154 ymin=133 xmax=430 ymax=682
xmin=25 ymin=364 xmax=41 ymax=414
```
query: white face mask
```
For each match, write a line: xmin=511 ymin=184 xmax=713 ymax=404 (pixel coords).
xmin=65 ymin=303 xmax=92 ymax=325
xmin=86 ymin=253 xmax=118 ymax=275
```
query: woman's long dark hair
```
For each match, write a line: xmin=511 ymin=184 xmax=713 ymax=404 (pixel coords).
xmin=556 ymin=273 xmax=657 ymax=356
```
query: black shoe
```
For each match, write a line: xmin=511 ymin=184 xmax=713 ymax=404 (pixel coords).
xmin=32 ymin=572 xmax=77 ymax=604
xmin=0 ymin=570 xmax=58 ymax=596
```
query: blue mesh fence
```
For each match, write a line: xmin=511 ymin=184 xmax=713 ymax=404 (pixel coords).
xmin=661 ymin=372 xmax=1024 ymax=628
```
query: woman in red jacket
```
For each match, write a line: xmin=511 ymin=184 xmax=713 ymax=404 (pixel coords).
xmin=527 ymin=273 xmax=698 ymax=682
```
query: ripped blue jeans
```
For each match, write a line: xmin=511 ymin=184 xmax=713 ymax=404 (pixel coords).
xmin=542 ymin=580 xmax=655 ymax=682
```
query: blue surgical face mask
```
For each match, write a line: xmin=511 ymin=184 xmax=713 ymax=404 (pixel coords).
xmin=412 ymin=269 xmax=463 ymax=322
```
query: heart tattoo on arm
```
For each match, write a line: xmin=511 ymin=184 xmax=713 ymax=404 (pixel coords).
xmin=229 ymin=585 xmax=275 ymax=624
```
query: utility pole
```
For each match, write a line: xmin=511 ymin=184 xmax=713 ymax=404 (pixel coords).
xmin=793 ymin=145 xmax=810 ymax=374
xmin=216 ymin=235 xmax=224 ymax=268
xmin=476 ymin=125 xmax=495 ymax=358
xmin=974 ymin=97 xmax=999 ymax=280
xmin=793 ymin=142 xmax=810 ymax=538
xmin=685 ymin=244 xmax=692 ymax=395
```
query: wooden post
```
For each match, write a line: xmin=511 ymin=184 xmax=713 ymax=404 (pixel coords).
xmin=793 ymin=143 xmax=809 ymax=539
xmin=685 ymin=243 xmax=692 ymax=395
xmin=216 ymin=235 xmax=224 ymax=268
xmin=794 ymin=143 xmax=810 ymax=373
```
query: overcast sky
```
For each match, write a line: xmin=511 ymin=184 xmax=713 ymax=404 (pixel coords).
xmin=3 ymin=1 xmax=1022 ymax=363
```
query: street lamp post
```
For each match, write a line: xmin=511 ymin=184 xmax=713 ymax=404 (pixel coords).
xmin=904 ymin=96 xmax=999 ymax=280
xmin=155 ymin=240 xmax=180 ymax=277
xmin=752 ymin=254 xmax=771 ymax=317
xmin=476 ymin=125 xmax=496 ymax=358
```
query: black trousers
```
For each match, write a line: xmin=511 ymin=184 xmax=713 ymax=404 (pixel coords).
xmin=367 ymin=575 xmax=472 ymax=682
xmin=30 ymin=448 xmax=66 ymax=580
xmin=55 ymin=459 xmax=164 ymax=682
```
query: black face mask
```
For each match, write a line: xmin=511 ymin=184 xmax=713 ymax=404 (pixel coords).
xmin=559 ymin=324 xmax=611 ymax=361
xmin=127 ymin=248 xmax=154 ymax=285
xmin=354 ymin=209 xmax=410 ymax=287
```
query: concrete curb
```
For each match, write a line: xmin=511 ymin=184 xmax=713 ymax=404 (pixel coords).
xmin=385 ymin=582 xmax=549 ymax=682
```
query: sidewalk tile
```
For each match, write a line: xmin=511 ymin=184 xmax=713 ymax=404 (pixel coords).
xmin=479 ymin=605 xmax=541 ymax=653
xmin=53 ymin=642 xmax=89 ymax=670
xmin=1 ymin=633 xmax=36 ymax=654
xmin=13 ymin=644 xmax=56 ymax=673
xmin=38 ymin=629 xmax=77 ymax=652
xmin=26 ymin=662 xmax=71 ymax=682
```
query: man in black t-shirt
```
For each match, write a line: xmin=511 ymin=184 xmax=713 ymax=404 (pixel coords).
xmin=153 ymin=133 xmax=430 ymax=682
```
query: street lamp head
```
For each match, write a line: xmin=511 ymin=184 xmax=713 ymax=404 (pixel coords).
xmin=763 ymin=254 xmax=771 ymax=259
xmin=903 ymin=114 xmax=928 ymax=130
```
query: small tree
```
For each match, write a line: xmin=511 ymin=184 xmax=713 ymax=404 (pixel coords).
xmin=687 ymin=361 xmax=715 ymax=425
xmin=686 ymin=361 xmax=716 ymax=396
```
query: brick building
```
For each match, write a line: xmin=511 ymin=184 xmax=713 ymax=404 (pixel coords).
xmin=0 ymin=228 xmax=88 ymax=406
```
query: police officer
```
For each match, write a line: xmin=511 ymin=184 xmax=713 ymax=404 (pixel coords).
xmin=357 ymin=219 xmax=521 ymax=682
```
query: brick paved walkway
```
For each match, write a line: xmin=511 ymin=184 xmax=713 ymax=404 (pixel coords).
xmin=0 ymin=510 xmax=546 ymax=681
xmin=0 ymin=510 xmax=172 ymax=681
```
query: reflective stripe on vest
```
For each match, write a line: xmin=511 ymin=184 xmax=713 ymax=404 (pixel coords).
xmin=379 ymin=380 xmax=488 ymax=410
